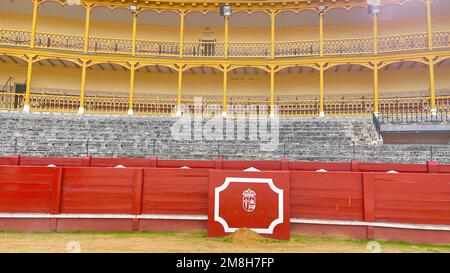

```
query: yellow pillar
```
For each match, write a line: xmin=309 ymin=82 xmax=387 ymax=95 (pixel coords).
xmin=270 ymin=10 xmax=276 ymax=59
xmin=179 ymin=11 xmax=185 ymax=58
xmin=426 ymin=0 xmax=433 ymax=50
xmin=319 ymin=12 xmax=324 ymax=57
xmin=24 ymin=57 xmax=34 ymax=111
xmin=128 ymin=63 xmax=136 ymax=115
xmin=177 ymin=66 xmax=183 ymax=115
xmin=373 ymin=62 xmax=379 ymax=114
xmin=319 ymin=64 xmax=325 ymax=116
xmin=373 ymin=13 xmax=378 ymax=55
xmin=224 ymin=15 xmax=229 ymax=58
xmin=30 ymin=0 xmax=39 ymax=49
xmin=83 ymin=4 xmax=92 ymax=53
xmin=270 ymin=66 xmax=275 ymax=116
xmin=131 ymin=12 xmax=138 ymax=56
xmin=78 ymin=61 xmax=87 ymax=114
xmin=429 ymin=59 xmax=437 ymax=115
xmin=222 ymin=66 xmax=228 ymax=116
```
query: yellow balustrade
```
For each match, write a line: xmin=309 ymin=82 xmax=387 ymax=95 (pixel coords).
xmin=225 ymin=99 xmax=271 ymax=116
xmin=378 ymin=96 xmax=431 ymax=115
xmin=180 ymin=98 xmax=223 ymax=115
xmin=0 ymin=29 xmax=31 ymax=47
xmin=228 ymin=42 xmax=271 ymax=58
xmin=276 ymin=99 xmax=320 ymax=117
xmin=0 ymin=92 xmax=25 ymax=110
xmin=436 ymin=96 xmax=450 ymax=114
xmin=34 ymin=32 xmax=84 ymax=51
xmin=183 ymin=41 xmax=225 ymax=58
xmin=29 ymin=93 xmax=80 ymax=112
xmin=1 ymin=27 xmax=449 ymax=58
xmin=84 ymin=96 xmax=129 ymax=114
xmin=323 ymin=37 xmax=374 ymax=55
xmin=275 ymin=40 xmax=320 ymax=57
xmin=136 ymin=40 xmax=179 ymax=56
xmin=133 ymin=97 xmax=178 ymax=115
xmin=378 ymin=32 xmax=428 ymax=53
xmin=88 ymin=36 xmax=132 ymax=54
xmin=432 ymin=31 xmax=450 ymax=49
xmin=323 ymin=98 xmax=374 ymax=116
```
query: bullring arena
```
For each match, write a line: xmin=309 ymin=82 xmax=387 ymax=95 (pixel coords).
xmin=0 ymin=0 xmax=449 ymax=253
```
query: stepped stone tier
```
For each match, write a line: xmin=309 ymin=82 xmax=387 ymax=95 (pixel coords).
xmin=0 ymin=111 xmax=448 ymax=163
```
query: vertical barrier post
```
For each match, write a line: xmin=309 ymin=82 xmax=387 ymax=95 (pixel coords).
xmin=351 ymin=160 xmax=360 ymax=172
xmin=363 ymin=173 xmax=375 ymax=239
xmin=427 ymin=160 xmax=438 ymax=173
xmin=215 ymin=157 xmax=223 ymax=170
xmin=50 ymin=167 xmax=63 ymax=231
xmin=132 ymin=169 xmax=144 ymax=231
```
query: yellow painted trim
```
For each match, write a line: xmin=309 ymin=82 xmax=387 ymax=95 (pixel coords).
xmin=179 ymin=11 xmax=185 ymax=58
xmin=373 ymin=13 xmax=378 ymax=55
xmin=24 ymin=57 xmax=34 ymax=106
xmin=426 ymin=0 xmax=433 ymax=50
xmin=428 ymin=58 xmax=436 ymax=110
xmin=373 ymin=62 xmax=379 ymax=113
xmin=30 ymin=0 xmax=39 ymax=49
xmin=224 ymin=15 xmax=229 ymax=59
xmin=129 ymin=62 xmax=136 ymax=111
xmin=177 ymin=66 xmax=183 ymax=112
xmin=319 ymin=64 xmax=324 ymax=113
xmin=79 ymin=61 xmax=87 ymax=109
xmin=270 ymin=10 xmax=276 ymax=59
xmin=270 ymin=65 xmax=275 ymax=114
xmin=319 ymin=12 xmax=324 ymax=57
xmin=132 ymin=12 xmax=138 ymax=56
xmin=223 ymin=65 xmax=228 ymax=113
xmin=83 ymin=4 xmax=92 ymax=53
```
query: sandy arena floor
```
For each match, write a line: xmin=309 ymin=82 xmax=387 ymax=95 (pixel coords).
xmin=0 ymin=230 xmax=448 ymax=253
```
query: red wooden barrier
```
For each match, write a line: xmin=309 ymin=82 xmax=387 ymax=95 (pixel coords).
xmin=141 ymin=168 xmax=209 ymax=215
xmin=61 ymin=167 xmax=138 ymax=214
xmin=290 ymin=172 xmax=364 ymax=221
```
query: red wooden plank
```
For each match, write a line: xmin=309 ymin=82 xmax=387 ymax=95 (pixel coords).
xmin=20 ymin=157 xmax=85 ymax=167
xmin=91 ymin=158 xmax=153 ymax=167
xmin=222 ymin=160 xmax=282 ymax=171
xmin=359 ymin=163 xmax=428 ymax=173
xmin=156 ymin=160 xmax=215 ymax=169
xmin=288 ymin=162 xmax=351 ymax=172
xmin=373 ymin=173 xmax=450 ymax=225
xmin=142 ymin=169 xmax=209 ymax=215
xmin=50 ymin=168 xmax=63 ymax=214
xmin=61 ymin=167 xmax=136 ymax=214
xmin=290 ymin=171 xmax=364 ymax=221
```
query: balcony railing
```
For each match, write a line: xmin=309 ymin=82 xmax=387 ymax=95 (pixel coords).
xmin=276 ymin=40 xmax=320 ymax=57
xmin=378 ymin=32 xmax=428 ymax=53
xmin=2 ymin=91 xmax=449 ymax=117
xmin=1 ymin=28 xmax=449 ymax=58
xmin=35 ymin=32 xmax=84 ymax=51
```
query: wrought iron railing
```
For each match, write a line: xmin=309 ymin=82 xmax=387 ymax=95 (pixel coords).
xmin=35 ymin=32 xmax=84 ymax=51
xmin=1 ymin=28 xmax=449 ymax=57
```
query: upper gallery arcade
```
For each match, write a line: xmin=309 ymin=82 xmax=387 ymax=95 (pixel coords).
xmin=0 ymin=0 xmax=449 ymax=117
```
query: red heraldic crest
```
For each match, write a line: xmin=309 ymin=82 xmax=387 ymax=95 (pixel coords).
xmin=208 ymin=170 xmax=290 ymax=240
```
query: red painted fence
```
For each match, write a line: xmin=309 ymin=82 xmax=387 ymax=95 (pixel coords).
xmin=0 ymin=155 xmax=449 ymax=244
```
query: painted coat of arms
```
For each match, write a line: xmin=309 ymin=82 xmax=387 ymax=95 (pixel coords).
xmin=242 ymin=188 xmax=256 ymax=212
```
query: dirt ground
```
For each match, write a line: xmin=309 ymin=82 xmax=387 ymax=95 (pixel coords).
xmin=0 ymin=229 xmax=448 ymax=253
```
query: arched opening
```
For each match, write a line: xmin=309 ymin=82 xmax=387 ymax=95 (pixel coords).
xmin=324 ymin=7 xmax=373 ymax=55
xmin=29 ymin=57 xmax=81 ymax=112
xmin=434 ymin=58 xmax=450 ymax=114
xmin=379 ymin=2 xmax=427 ymax=53
xmin=35 ymin=1 xmax=86 ymax=50
xmin=228 ymin=11 xmax=270 ymax=57
xmin=431 ymin=0 xmax=450 ymax=49
xmin=228 ymin=66 xmax=270 ymax=115
xmin=84 ymin=62 xmax=130 ymax=114
xmin=89 ymin=6 xmax=133 ymax=54
xmin=0 ymin=0 xmax=33 ymax=47
xmin=379 ymin=60 xmax=430 ymax=114
xmin=324 ymin=64 xmax=373 ymax=115
xmin=275 ymin=65 xmax=320 ymax=116
xmin=184 ymin=11 xmax=223 ymax=57
xmin=136 ymin=10 xmax=180 ymax=56
xmin=0 ymin=54 xmax=28 ymax=110
xmin=276 ymin=10 xmax=319 ymax=57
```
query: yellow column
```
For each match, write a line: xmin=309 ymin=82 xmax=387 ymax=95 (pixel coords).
xmin=83 ymin=4 xmax=92 ymax=53
xmin=30 ymin=0 xmax=39 ymax=49
xmin=131 ymin=12 xmax=138 ymax=56
xmin=128 ymin=63 xmax=136 ymax=115
xmin=319 ymin=64 xmax=325 ymax=116
xmin=177 ymin=66 xmax=183 ymax=115
xmin=222 ymin=66 xmax=228 ymax=116
xmin=426 ymin=0 xmax=433 ymax=50
xmin=429 ymin=59 xmax=437 ymax=115
xmin=224 ymin=15 xmax=229 ymax=58
xmin=319 ymin=12 xmax=324 ymax=57
xmin=373 ymin=13 xmax=378 ymax=55
xmin=270 ymin=66 xmax=275 ymax=116
xmin=373 ymin=62 xmax=379 ymax=115
xmin=24 ymin=57 xmax=34 ymax=112
xmin=78 ymin=61 xmax=87 ymax=114
xmin=270 ymin=10 xmax=276 ymax=59
xmin=179 ymin=11 xmax=185 ymax=58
